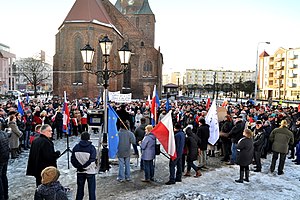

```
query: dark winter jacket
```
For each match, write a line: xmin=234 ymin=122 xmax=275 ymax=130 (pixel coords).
xmin=140 ymin=133 xmax=156 ymax=161
xmin=34 ymin=181 xmax=68 ymax=200
xmin=253 ymin=128 xmax=266 ymax=153
xmin=228 ymin=120 xmax=245 ymax=144
xmin=269 ymin=127 xmax=294 ymax=154
xmin=134 ymin=124 xmax=147 ymax=144
xmin=24 ymin=114 xmax=33 ymax=132
xmin=26 ymin=134 xmax=60 ymax=178
xmin=0 ymin=130 xmax=10 ymax=163
xmin=71 ymin=140 xmax=97 ymax=174
xmin=196 ymin=124 xmax=210 ymax=151
xmin=236 ymin=137 xmax=254 ymax=166
xmin=185 ymin=132 xmax=199 ymax=162
xmin=175 ymin=130 xmax=185 ymax=157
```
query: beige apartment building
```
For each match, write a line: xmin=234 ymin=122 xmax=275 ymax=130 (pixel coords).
xmin=0 ymin=43 xmax=16 ymax=95
xmin=185 ymin=69 xmax=255 ymax=85
xmin=258 ymin=47 xmax=300 ymax=100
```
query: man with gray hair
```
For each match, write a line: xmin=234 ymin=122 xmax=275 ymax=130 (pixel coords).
xmin=26 ymin=124 xmax=61 ymax=186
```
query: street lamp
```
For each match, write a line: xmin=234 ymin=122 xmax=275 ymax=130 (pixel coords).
xmin=254 ymin=41 xmax=270 ymax=102
xmin=80 ymin=35 xmax=132 ymax=172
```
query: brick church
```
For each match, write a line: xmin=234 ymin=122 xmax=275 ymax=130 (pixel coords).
xmin=53 ymin=0 xmax=163 ymax=100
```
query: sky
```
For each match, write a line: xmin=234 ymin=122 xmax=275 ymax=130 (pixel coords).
xmin=2 ymin=0 xmax=300 ymax=73
xmin=7 ymin=134 xmax=300 ymax=199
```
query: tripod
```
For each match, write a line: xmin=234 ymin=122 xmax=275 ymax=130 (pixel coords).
xmin=59 ymin=133 xmax=72 ymax=169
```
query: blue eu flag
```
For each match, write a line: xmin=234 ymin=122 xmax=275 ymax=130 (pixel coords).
xmin=108 ymin=105 xmax=119 ymax=159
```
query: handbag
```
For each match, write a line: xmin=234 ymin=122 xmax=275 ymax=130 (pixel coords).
xmin=219 ymin=131 xmax=229 ymax=138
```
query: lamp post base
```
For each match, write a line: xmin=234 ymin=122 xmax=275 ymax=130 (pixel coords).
xmin=99 ymin=145 xmax=110 ymax=172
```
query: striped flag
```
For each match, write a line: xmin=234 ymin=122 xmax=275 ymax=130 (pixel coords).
xmin=17 ymin=100 xmax=24 ymax=116
xmin=63 ymin=91 xmax=70 ymax=133
xmin=151 ymin=111 xmax=176 ymax=160
xmin=150 ymin=85 xmax=160 ymax=126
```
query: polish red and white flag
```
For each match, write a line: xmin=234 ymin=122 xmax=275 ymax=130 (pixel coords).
xmin=151 ymin=110 xmax=177 ymax=160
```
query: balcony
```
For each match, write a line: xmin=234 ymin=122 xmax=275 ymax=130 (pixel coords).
xmin=274 ymin=82 xmax=284 ymax=87
xmin=288 ymin=82 xmax=296 ymax=88
xmin=288 ymin=73 xmax=297 ymax=78
xmin=288 ymin=63 xmax=297 ymax=69
xmin=274 ymin=64 xmax=283 ymax=70
xmin=275 ymin=74 xmax=283 ymax=79
xmin=275 ymin=57 xmax=283 ymax=62
xmin=288 ymin=54 xmax=296 ymax=60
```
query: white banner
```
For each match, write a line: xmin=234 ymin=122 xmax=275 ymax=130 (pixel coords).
xmin=108 ymin=91 xmax=120 ymax=101
xmin=110 ymin=93 xmax=132 ymax=103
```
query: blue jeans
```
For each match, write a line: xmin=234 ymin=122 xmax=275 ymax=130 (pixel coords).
xmin=169 ymin=156 xmax=182 ymax=182
xmin=24 ymin=130 xmax=31 ymax=148
xmin=143 ymin=160 xmax=154 ymax=180
xmin=0 ymin=162 xmax=8 ymax=200
xmin=76 ymin=173 xmax=96 ymax=200
xmin=187 ymin=160 xmax=198 ymax=172
xmin=118 ymin=157 xmax=131 ymax=180
xmin=231 ymin=143 xmax=237 ymax=163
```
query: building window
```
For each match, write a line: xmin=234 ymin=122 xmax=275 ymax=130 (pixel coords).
xmin=74 ymin=35 xmax=83 ymax=83
xmin=143 ymin=60 xmax=153 ymax=76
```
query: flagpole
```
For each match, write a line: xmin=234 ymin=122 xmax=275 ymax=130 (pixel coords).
xmin=59 ymin=91 xmax=72 ymax=169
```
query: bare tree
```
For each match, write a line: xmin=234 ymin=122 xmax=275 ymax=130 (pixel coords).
xmin=16 ymin=58 xmax=51 ymax=98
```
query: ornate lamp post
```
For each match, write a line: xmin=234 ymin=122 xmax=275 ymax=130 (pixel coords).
xmin=80 ymin=35 xmax=132 ymax=171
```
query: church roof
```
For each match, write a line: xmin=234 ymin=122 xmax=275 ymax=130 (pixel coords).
xmin=61 ymin=0 xmax=119 ymax=33
xmin=138 ymin=0 xmax=153 ymax=14
xmin=259 ymin=50 xmax=269 ymax=57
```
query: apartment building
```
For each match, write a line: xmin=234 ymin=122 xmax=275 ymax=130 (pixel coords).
xmin=185 ymin=69 xmax=255 ymax=86
xmin=0 ymin=43 xmax=16 ymax=95
xmin=258 ymin=47 xmax=300 ymax=100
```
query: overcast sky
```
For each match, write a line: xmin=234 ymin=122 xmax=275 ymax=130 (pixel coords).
xmin=2 ymin=0 xmax=300 ymax=73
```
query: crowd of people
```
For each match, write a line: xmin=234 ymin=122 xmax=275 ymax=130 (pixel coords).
xmin=0 ymin=96 xmax=300 ymax=199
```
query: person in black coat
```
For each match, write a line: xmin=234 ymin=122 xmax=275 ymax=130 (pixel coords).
xmin=196 ymin=118 xmax=210 ymax=168
xmin=253 ymin=120 xmax=266 ymax=172
xmin=227 ymin=115 xmax=245 ymax=165
xmin=0 ymin=129 xmax=10 ymax=200
xmin=116 ymin=104 xmax=131 ymax=130
xmin=220 ymin=116 xmax=233 ymax=162
xmin=235 ymin=129 xmax=254 ymax=183
xmin=184 ymin=127 xmax=201 ymax=177
xmin=26 ymin=124 xmax=61 ymax=186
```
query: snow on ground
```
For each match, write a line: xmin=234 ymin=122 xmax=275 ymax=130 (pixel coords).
xmin=7 ymin=134 xmax=300 ymax=200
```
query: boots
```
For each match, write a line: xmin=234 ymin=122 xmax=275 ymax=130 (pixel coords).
xmin=184 ymin=171 xmax=191 ymax=177
xmin=11 ymin=149 xmax=19 ymax=159
xmin=244 ymin=169 xmax=249 ymax=182
xmin=235 ymin=169 xmax=244 ymax=183
xmin=194 ymin=170 xmax=202 ymax=177
xmin=210 ymin=150 xmax=215 ymax=157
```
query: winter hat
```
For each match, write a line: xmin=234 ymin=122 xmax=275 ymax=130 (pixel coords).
xmin=81 ymin=131 xmax=90 ymax=141
xmin=256 ymin=120 xmax=263 ymax=125
xmin=41 ymin=166 xmax=60 ymax=185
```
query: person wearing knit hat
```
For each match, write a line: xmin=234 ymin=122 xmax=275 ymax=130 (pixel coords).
xmin=34 ymin=166 xmax=69 ymax=200
xmin=269 ymin=119 xmax=294 ymax=175
xmin=71 ymin=131 xmax=97 ymax=200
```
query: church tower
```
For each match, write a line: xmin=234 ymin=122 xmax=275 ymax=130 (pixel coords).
xmin=53 ymin=0 xmax=162 ymax=100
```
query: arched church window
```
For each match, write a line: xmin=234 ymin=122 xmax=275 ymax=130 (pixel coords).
xmin=143 ymin=60 xmax=153 ymax=76
xmin=74 ymin=35 xmax=83 ymax=82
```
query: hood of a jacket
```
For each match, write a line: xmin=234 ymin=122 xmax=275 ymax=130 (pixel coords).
xmin=79 ymin=140 xmax=92 ymax=147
